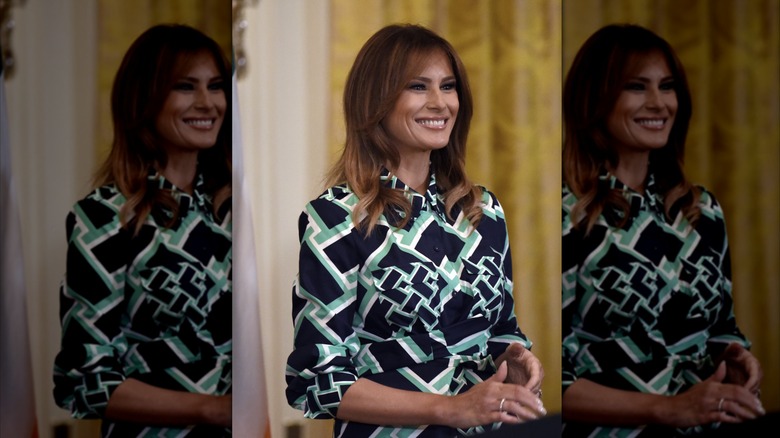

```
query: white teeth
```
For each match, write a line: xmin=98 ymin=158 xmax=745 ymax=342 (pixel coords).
xmin=637 ymin=119 xmax=664 ymax=127
xmin=417 ymin=119 xmax=445 ymax=127
xmin=185 ymin=119 xmax=213 ymax=127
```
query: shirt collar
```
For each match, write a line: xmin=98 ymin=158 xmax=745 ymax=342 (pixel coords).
xmin=147 ymin=169 xmax=211 ymax=213
xmin=380 ymin=166 xmax=445 ymax=219
xmin=599 ymin=170 xmax=664 ymax=216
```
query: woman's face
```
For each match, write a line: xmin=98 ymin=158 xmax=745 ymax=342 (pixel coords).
xmin=382 ymin=51 xmax=459 ymax=160
xmin=607 ymin=51 xmax=677 ymax=156
xmin=155 ymin=51 xmax=226 ymax=155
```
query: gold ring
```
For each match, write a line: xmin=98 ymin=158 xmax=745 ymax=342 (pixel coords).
xmin=499 ymin=398 xmax=506 ymax=413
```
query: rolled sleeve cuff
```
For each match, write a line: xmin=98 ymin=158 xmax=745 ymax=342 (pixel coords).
xmin=55 ymin=370 xmax=126 ymax=419
xmin=302 ymin=371 xmax=358 ymax=419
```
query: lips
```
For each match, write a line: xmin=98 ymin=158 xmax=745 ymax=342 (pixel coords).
xmin=416 ymin=118 xmax=448 ymax=129
xmin=635 ymin=118 xmax=667 ymax=130
xmin=184 ymin=118 xmax=217 ymax=129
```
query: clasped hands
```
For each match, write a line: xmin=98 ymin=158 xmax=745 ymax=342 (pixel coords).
xmin=446 ymin=343 xmax=545 ymax=429
xmin=664 ymin=342 xmax=765 ymax=428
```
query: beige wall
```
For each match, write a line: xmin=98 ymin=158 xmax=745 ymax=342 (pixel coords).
xmin=5 ymin=1 xmax=98 ymax=436
xmin=238 ymin=0 xmax=332 ymax=436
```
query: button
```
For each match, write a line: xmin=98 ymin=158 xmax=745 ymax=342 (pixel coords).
xmin=434 ymin=246 xmax=441 ymax=252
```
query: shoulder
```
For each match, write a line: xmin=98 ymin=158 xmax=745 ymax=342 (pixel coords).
xmin=66 ymin=185 xmax=127 ymax=240
xmin=299 ymin=184 xmax=358 ymax=229
xmin=694 ymin=185 xmax=726 ymax=223
xmin=69 ymin=185 xmax=125 ymax=224
xmin=562 ymin=184 xmax=577 ymax=214
xmin=475 ymin=185 xmax=502 ymax=209
xmin=473 ymin=185 xmax=507 ymax=224
xmin=695 ymin=185 xmax=721 ymax=208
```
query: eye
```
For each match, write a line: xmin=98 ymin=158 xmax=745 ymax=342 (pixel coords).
xmin=624 ymin=82 xmax=645 ymax=91
xmin=659 ymin=81 xmax=676 ymax=91
xmin=441 ymin=81 xmax=457 ymax=91
xmin=172 ymin=82 xmax=195 ymax=91
xmin=208 ymin=81 xmax=225 ymax=91
xmin=408 ymin=82 xmax=426 ymax=91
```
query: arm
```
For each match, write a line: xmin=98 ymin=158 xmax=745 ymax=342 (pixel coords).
xmin=480 ymin=190 xmax=541 ymax=393
xmin=700 ymin=192 xmax=761 ymax=392
xmin=338 ymin=362 xmax=544 ymax=428
xmin=563 ymin=363 xmax=764 ymax=428
xmin=53 ymin=195 xmax=231 ymax=426
xmin=53 ymin=201 xmax=131 ymax=418
xmin=105 ymin=379 xmax=230 ymax=427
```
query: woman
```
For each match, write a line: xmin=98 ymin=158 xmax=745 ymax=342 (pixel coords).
xmin=53 ymin=24 xmax=232 ymax=437
xmin=561 ymin=24 xmax=765 ymax=436
xmin=285 ymin=24 xmax=546 ymax=437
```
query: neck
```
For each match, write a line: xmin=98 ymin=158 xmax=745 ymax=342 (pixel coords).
xmin=610 ymin=151 xmax=650 ymax=194
xmin=389 ymin=154 xmax=431 ymax=194
xmin=160 ymin=152 xmax=199 ymax=194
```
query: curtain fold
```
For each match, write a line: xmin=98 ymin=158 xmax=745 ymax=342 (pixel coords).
xmin=330 ymin=0 xmax=563 ymax=414
xmin=563 ymin=0 xmax=780 ymax=413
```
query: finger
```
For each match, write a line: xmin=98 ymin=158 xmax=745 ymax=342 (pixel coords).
xmin=491 ymin=361 xmax=508 ymax=383
xmin=522 ymin=362 xmax=542 ymax=392
xmin=503 ymin=397 xmax=546 ymax=421
xmin=707 ymin=361 xmax=727 ymax=383
xmin=742 ymin=359 xmax=762 ymax=391
xmin=720 ymin=398 xmax=761 ymax=421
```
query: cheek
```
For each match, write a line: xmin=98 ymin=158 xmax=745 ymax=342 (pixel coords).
xmin=215 ymin=94 xmax=227 ymax=114
xmin=667 ymin=96 xmax=679 ymax=115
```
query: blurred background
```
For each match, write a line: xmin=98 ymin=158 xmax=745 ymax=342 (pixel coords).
xmin=1 ymin=1 xmax=776 ymax=438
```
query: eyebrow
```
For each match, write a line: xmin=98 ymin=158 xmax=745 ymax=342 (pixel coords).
xmin=626 ymin=75 xmax=675 ymax=82
xmin=178 ymin=75 xmax=224 ymax=82
xmin=410 ymin=75 xmax=457 ymax=82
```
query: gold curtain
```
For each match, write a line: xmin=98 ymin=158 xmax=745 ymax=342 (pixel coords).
xmin=95 ymin=0 xmax=231 ymax=163
xmin=329 ymin=0 xmax=563 ymax=418
xmin=564 ymin=0 xmax=780 ymax=413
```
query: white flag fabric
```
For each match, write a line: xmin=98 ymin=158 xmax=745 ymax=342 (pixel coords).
xmin=232 ymin=65 xmax=271 ymax=436
xmin=0 ymin=54 xmax=38 ymax=437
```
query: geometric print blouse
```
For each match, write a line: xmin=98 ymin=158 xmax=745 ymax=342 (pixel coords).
xmin=286 ymin=170 xmax=531 ymax=437
xmin=562 ymin=172 xmax=750 ymax=437
xmin=53 ymin=172 xmax=232 ymax=437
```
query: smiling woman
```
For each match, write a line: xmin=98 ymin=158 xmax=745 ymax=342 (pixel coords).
xmin=285 ymin=24 xmax=547 ymax=437
xmin=52 ymin=24 xmax=233 ymax=437
xmin=561 ymin=24 xmax=765 ymax=437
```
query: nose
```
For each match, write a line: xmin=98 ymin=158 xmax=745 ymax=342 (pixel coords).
xmin=194 ymin=87 xmax=214 ymax=109
xmin=427 ymin=88 xmax=445 ymax=109
xmin=645 ymin=87 xmax=662 ymax=109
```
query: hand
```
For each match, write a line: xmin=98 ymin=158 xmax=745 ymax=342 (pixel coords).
xmin=495 ymin=343 xmax=544 ymax=396
xmin=719 ymin=343 xmax=763 ymax=394
xmin=660 ymin=362 xmax=765 ymax=428
xmin=444 ymin=362 xmax=546 ymax=429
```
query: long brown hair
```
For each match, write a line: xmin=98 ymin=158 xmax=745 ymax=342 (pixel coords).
xmin=327 ymin=23 xmax=483 ymax=235
xmin=94 ymin=24 xmax=231 ymax=235
xmin=563 ymin=24 xmax=699 ymax=234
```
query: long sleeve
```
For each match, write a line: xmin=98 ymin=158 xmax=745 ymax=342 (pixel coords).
xmin=53 ymin=195 xmax=130 ymax=418
xmin=561 ymin=188 xmax=580 ymax=392
xmin=696 ymin=190 xmax=750 ymax=356
xmin=481 ymin=190 xmax=531 ymax=360
xmin=285 ymin=194 xmax=362 ymax=419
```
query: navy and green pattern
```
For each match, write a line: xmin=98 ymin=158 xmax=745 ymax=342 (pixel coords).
xmin=286 ymin=170 xmax=530 ymax=437
xmin=562 ymin=172 xmax=750 ymax=437
xmin=53 ymin=172 xmax=232 ymax=437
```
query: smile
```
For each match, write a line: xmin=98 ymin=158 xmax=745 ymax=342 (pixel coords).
xmin=184 ymin=118 xmax=216 ymax=128
xmin=635 ymin=118 xmax=667 ymax=129
xmin=416 ymin=118 xmax=447 ymax=129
